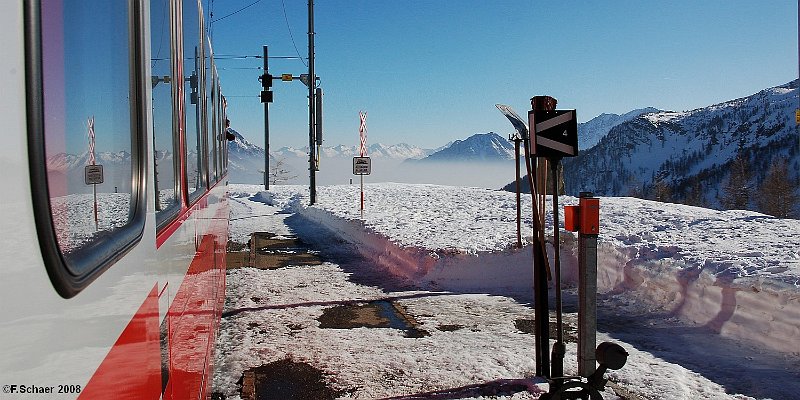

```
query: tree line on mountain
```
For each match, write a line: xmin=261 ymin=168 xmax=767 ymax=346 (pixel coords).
xmin=507 ymin=148 xmax=799 ymax=219
xmin=563 ymin=105 xmax=798 ymax=218
xmin=630 ymin=149 xmax=799 ymax=219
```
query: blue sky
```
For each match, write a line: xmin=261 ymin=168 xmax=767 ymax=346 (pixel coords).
xmin=210 ymin=1 xmax=798 ymax=150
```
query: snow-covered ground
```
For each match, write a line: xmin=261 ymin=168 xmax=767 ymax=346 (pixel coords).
xmin=214 ymin=183 xmax=800 ymax=400
xmin=50 ymin=193 xmax=131 ymax=253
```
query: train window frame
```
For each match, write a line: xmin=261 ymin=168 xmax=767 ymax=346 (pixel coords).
xmin=24 ymin=0 xmax=148 ymax=298
xmin=214 ymin=78 xmax=221 ymax=179
xmin=184 ymin=0 xmax=205 ymax=205
xmin=221 ymin=95 xmax=229 ymax=176
xmin=152 ymin=0 xmax=182 ymax=231
xmin=218 ymin=80 xmax=227 ymax=178
xmin=208 ymin=52 xmax=219 ymax=185
xmin=198 ymin=25 xmax=216 ymax=191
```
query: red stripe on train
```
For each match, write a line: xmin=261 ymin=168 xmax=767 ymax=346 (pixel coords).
xmin=165 ymin=234 xmax=221 ymax=400
xmin=79 ymin=285 xmax=161 ymax=399
xmin=165 ymin=201 xmax=228 ymax=399
xmin=84 ymin=191 xmax=228 ymax=399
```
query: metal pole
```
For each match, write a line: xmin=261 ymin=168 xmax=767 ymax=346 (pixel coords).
xmin=360 ymin=175 xmax=364 ymax=218
xmin=515 ymin=138 xmax=522 ymax=248
xmin=93 ymin=184 xmax=98 ymax=231
xmin=528 ymin=97 xmax=553 ymax=378
xmin=532 ymin=214 xmax=549 ymax=378
xmin=550 ymin=158 xmax=565 ymax=381
xmin=578 ymin=192 xmax=599 ymax=377
xmin=263 ymin=45 xmax=270 ymax=190
xmin=308 ymin=0 xmax=316 ymax=205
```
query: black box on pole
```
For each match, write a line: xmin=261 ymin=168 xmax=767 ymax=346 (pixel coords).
xmin=528 ymin=109 xmax=578 ymax=158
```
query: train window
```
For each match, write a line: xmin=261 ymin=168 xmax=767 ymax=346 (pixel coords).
xmin=151 ymin=0 xmax=180 ymax=227
xmin=184 ymin=0 xmax=204 ymax=201
xmin=28 ymin=0 xmax=146 ymax=297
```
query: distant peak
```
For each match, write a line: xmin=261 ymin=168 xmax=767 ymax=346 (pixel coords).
xmin=417 ymin=131 xmax=515 ymax=162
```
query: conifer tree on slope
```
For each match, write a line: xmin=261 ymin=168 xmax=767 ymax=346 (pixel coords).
xmin=719 ymin=153 xmax=751 ymax=210
xmin=756 ymin=157 xmax=799 ymax=218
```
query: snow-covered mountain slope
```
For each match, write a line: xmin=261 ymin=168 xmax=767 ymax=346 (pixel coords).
xmin=227 ymin=129 xmax=271 ymax=184
xmin=414 ymin=132 xmax=515 ymax=162
xmin=563 ymin=80 xmax=799 ymax=209
xmin=578 ymin=107 xmax=660 ymax=151
xmin=227 ymin=128 xmax=263 ymax=158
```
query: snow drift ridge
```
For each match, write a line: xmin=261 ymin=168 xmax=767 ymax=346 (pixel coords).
xmin=265 ymin=184 xmax=800 ymax=355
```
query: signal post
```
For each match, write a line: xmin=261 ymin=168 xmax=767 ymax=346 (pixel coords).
xmin=498 ymin=96 xmax=627 ymax=398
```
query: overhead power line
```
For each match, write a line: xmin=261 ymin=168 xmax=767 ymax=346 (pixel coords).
xmin=213 ymin=55 xmax=306 ymax=60
xmin=207 ymin=0 xmax=309 ymax=69
xmin=282 ymin=0 xmax=308 ymax=67
xmin=213 ymin=55 xmax=262 ymax=60
xmin=212 ymin=0 xmax=264 ymax=24
xmin=217 ymin=67 xmax=264 ymax=70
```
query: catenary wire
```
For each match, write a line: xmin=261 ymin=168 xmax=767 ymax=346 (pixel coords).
xmin=281 ymin=0 xmax=308 ymax=67
xmin=212 ymin=0 xmax=264 ymax=24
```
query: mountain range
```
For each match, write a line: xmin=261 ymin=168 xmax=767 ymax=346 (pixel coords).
xmin=409 ymin=132 xmax=516 ymax=163
xmin=562 ymin=80 xmax=798 ymax=210
xmin=46 ymin=79 xmax=798 ymax=211
xmin=265 ymin=142 xmax=431 ymax=160
xmin=226 ymin=130 xmax=438 ymax=183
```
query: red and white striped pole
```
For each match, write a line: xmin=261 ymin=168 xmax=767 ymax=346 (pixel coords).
xmin=359 ymin=111 xmax=367 ymax=218
xmin=88 ymin=116 xmax=98 ymax=231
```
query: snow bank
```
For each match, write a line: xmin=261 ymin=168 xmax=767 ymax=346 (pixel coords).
xmin=260 ymin=184 xmax=800 ymax=354
xmin=595 ymin=244 xmax=800 ymax=354
xmin=290 ymin=196 xmax=535 ymax=294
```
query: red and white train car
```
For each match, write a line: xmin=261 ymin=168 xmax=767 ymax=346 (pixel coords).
xmin=1 ymin=1 xmax=231 ymax=398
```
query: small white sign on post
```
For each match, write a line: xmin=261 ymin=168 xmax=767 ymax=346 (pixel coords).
xmin=353 ymin=157 xmax=371 ymax=175
xmin=84 ymin=165 xmax=104 ymax=184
